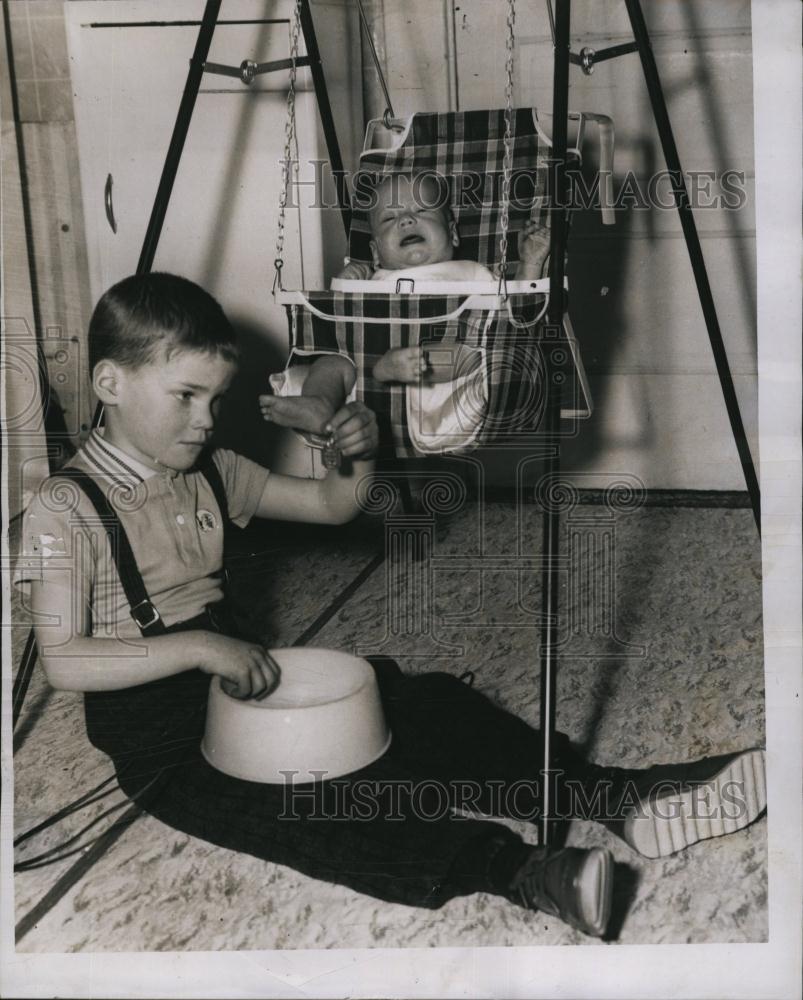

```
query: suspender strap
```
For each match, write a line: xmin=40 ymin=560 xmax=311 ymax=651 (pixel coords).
xmin=198 ymin=453 xmax=229 ymax=524
xmin=198 ymin=453 xmax=232 ymax=590
xmin=54 ymin=468 xmax=167 ymax=637
xmin=55 ymin=457 xmax=232 ymax=637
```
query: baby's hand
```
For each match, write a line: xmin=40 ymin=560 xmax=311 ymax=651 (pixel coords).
xmin=196 ymin=632 xmax=280 ymax=700
xmin=337 ymin=261 xmax=374 ymax=280
xmin=518 ymin=218 xmax=551 ymax=274
xmin=373 ymin=346 xmax=429 ymax=384
xmin=325 ymin=401 xmax=379 ymax=460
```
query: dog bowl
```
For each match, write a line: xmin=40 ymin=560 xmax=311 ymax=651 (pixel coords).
xmin=201 ymin=648 xmax=391 ymax=783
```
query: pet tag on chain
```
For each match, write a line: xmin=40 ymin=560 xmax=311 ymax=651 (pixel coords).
xmin=322 ymin=433 xmax=340 ymax=470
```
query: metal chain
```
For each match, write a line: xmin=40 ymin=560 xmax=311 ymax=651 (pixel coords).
xmin=497 ymin=0 xmax=516 ymax=290
xmin=274 ymin=0 xmax=302 ymax=291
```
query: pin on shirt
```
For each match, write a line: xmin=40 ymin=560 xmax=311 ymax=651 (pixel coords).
xmin=196 ymin=509 xmax=218 ymax=532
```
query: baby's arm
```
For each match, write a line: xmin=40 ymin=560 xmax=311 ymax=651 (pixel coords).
xmin=32 ymin=569 xmax=278 ymax=699
xmin=513 ymin=217 xmax=552 ymax=279
xmin=336 ymin=260 xmax=374 ymax=280
xmin=374 ymin=343 xmax=482 ymax=384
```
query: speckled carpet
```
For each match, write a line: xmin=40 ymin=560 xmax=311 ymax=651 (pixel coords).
xmin=11 ymin=491 xmax=766 ymax=950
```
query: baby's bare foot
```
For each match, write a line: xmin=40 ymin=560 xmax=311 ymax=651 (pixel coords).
xmin=259 ymin=394 xmax=335 ymax=434
xmin=373 ymin=347 xmax=428 ymax=383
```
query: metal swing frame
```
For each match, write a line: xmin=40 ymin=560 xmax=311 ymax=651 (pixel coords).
xmin=14 ymin=0 xmax=761 ymax=853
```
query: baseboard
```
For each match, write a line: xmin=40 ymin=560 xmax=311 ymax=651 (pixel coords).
xmin=475 ymin=487 xmax=753 ymax=508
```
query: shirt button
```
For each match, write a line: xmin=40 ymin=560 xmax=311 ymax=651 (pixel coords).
xmin=176 ymin=514 xmax=186 ymax=525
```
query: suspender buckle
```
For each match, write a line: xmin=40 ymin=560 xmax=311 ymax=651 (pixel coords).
xmin=130 ymin=599 xmax=162 ymax=630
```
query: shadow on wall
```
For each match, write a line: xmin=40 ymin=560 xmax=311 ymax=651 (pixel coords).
xmin=198 ymin=19 xmax=273 ymax=294
xmin=564 ymin=9 xmax=758 ymax=472
xmin=43 ymin=388 xmax=78 ymax=467
xmin=675 ymin=0 xmax=756 ymax=339
xmin=562 ymin=143 xmax=651 ymax=472
xmin=215 ymin=317 xmax=287 ymax=468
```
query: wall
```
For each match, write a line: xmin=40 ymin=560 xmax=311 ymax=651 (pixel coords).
xmin=360 ymin=0 xmax=758 ymax=491
xmin=5 ymin=0 xmax=95 ymax=467
xmin=359 ymin=0 xmax=456 ymax=119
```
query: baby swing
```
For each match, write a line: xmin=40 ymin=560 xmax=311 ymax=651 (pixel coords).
xmin=271 ymin=0 xmax=615 ymax=462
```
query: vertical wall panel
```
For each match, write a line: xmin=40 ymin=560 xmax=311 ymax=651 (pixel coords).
xmin=6 ymin=0 xmax=94 ymax=477
xmin=22 ymin=122 xmax=95 ymax=445
xmin=2 ymin=5 xmax=53 ymax=519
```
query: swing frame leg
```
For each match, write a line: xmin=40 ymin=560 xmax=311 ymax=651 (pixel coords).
xmin=538 ymin=0 xmax=572 ymax=848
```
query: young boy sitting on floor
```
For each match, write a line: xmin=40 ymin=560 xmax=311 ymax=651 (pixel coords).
xmin=259 ymin=171 xmax=550 ymax=440
xmin=16 ymin=273 xmax=766 ymax=940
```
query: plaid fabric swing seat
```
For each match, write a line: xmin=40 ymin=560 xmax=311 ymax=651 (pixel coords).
xmin=275 ymin=107 xmax=594 ymax=458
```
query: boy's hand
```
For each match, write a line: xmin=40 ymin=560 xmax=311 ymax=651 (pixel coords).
xmin=196 ymin=632 xmax=280 ymax=700
xmin=337 ymin=261 xmax=374 ymax=280
xmin=325 ymin=401 xmax=379 ymax=459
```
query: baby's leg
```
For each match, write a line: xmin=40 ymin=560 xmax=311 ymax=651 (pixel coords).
xmin=260 ymin=355 xmax=356 ymax=434
xmin=374 ymin=344 xmax=481 ymax=384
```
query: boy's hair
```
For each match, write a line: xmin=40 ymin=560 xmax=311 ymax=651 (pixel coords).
xmin=88 ymin=272 xmax=239 ymax=374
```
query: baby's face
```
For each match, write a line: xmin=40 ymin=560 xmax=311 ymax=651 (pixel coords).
xmin=368 ymin=175 xmax=458 ymax=270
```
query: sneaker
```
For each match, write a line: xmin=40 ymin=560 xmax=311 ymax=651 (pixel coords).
xmin=602 ymin=747 xmax=767 ymax=859
xmin=509 ymin=845 xmax=613 ymax=937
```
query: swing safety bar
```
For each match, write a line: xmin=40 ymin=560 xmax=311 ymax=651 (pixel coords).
xmin=290 ymin=276 xmax=559 ymax=303
xmin=279 ymin=290 xmax=541 ymax=324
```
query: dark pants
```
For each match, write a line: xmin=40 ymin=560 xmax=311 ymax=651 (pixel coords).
xmin=84 ymin=609 xmax=575 ymax=908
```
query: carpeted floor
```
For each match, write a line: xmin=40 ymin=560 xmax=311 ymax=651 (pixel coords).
xmin=10 ymin=486 xmax=766 ymax=950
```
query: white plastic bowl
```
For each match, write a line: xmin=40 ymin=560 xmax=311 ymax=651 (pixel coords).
xmin=201 ymin=648 xmax=392 ymax=784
